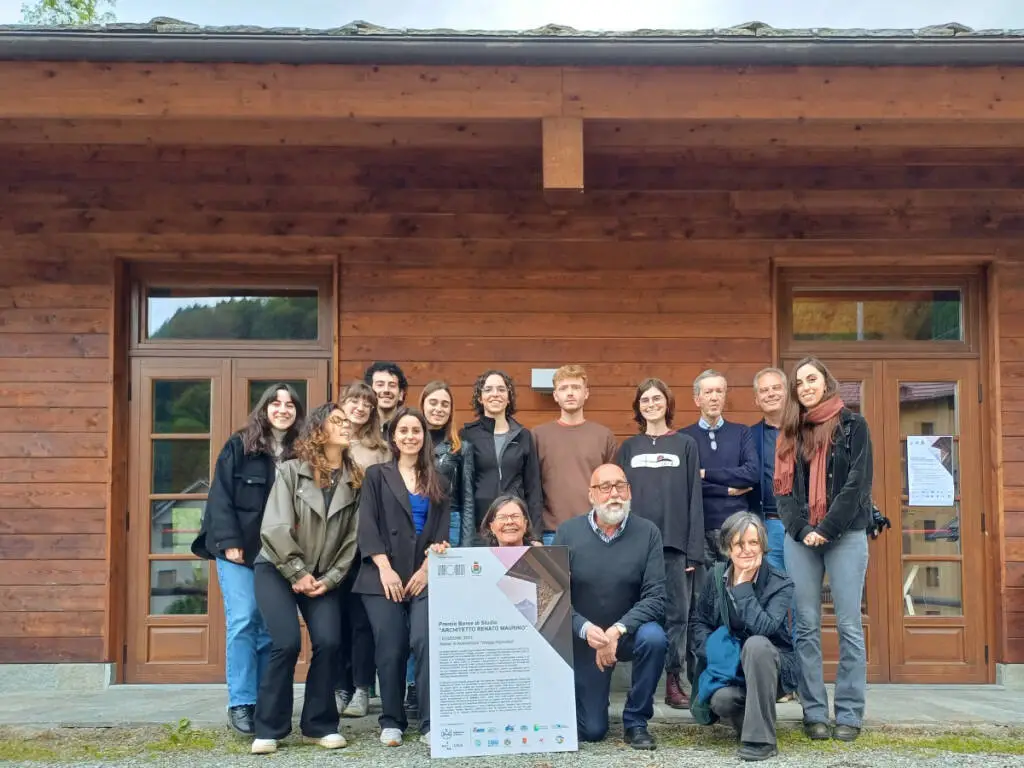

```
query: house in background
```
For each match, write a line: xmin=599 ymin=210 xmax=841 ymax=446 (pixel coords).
xmin=0 ymin=19 xmax=1022 ymax=689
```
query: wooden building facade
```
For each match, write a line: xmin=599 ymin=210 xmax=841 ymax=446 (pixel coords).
xmin=1 ymin=23 xmax=1023 ymax=687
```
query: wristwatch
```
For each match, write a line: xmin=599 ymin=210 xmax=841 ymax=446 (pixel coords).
xmin=614 ymin=622 xmax=627 ymax=637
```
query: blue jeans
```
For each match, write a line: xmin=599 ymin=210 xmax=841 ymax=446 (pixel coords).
xmin=784 ymin=529 xmax=869 ymax=728
xmin=542 ymin=531 xmax=555 ymax=546
xmin=575 ymin=621 xmax=667 ymax=741
xmin=764 ymin=517 xmax=795 ymax=645
xmin=449 ymin=508 xmax=462 ymax=547
xmin=216 ymin=558 xmax=271 ymax=708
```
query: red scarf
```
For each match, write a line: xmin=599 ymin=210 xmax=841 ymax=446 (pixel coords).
xmin=774 ymin=396 xmax=845 ymax=526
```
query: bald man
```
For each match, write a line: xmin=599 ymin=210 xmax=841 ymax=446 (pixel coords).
xmin=552 ymin=464 xmax=667 ymax=751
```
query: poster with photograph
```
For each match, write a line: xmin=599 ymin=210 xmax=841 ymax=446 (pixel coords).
xmin=907 ymin=435 xmax=955 ymax=507
xmin=427 ymin=546 xmax=577 ymax=759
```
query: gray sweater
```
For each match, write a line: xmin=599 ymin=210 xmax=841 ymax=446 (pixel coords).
xmin=553 ymin=513 xmax=666 ymax=636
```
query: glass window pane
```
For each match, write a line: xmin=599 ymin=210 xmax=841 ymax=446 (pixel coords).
xmin=152 ymin=440 xmax=210 ymax=495
xmin=248 ymin=380 xmax=308 ymax=414
xmin=902 ymin=561 xmax=962 ymax=617
xmin=151 ymin=499 xmax=206 ymax=555
xmin=792 ymin=289 xmax=962 ymax=342
xmin=838 ymin=381 xmax=863 ymax=414
xmin=150 ymin=560 xmax=208 ymax=615
xmin=901 ymin=505 xmax=961 ymax=556
xmin=153 ymin=380 xmax=211 ymax=434
xmin=147 ymin=288 xmax=318 ymax=341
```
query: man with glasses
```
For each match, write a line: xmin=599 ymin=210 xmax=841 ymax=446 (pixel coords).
xmin=554 ymin=464 xmax=667 ymax=751
xmin=616 ymin=378 xmax=703 ymax=710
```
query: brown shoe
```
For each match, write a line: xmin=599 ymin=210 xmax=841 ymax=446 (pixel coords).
xmin=664 ymin=672 xmax=690 ymax=709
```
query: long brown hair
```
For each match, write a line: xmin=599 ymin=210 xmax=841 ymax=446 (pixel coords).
xmin=339 ymin=380 xmax=388 ymax=452
xmin=295 ymin=402 xmax=364 ymax=490
xmin=239 ymin=382 xmax=305 ymax=458
xmin=419 ymin=380 xmax=461 ymax=452
xmin=780 ymin=356 xmax=842 ymax=460
xmin=388 ymin=406 xmax=445 ymax=502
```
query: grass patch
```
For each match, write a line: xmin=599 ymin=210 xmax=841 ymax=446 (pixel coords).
xmin=656 ymin=722 xmax=1024 ymax=755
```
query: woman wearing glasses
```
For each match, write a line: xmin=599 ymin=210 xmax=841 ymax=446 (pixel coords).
xmin=478 ymin=495 xmax=540 ymax=547
xmin=616 ymin=377 xmax=704 ymax=711
xmin=459 ymin=370 xmax=543 ymax=545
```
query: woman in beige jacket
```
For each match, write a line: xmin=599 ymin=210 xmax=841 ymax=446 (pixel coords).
xmin=250 ymin=403 xmax=363 ymax=756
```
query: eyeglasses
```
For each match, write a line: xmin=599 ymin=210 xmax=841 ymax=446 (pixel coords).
xmin=328 ymin=416 xmax=351 ymax=427
xmin=482 ymin=386 xmax=509 ymax=395
xmin=590 ymin=481 xmax=630 ymax=495
xmin=493 ymin=513 xmax=525 ymax=524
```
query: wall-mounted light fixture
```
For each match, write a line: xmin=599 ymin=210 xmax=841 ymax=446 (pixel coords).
xmin=531 ymin=368 xmax=557 ymax=392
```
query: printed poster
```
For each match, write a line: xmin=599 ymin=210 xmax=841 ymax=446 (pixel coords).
xmin=907 ymin=435 xmax=955 ymax=507
xmin=427 ymin=546 xmax=577 ymax=759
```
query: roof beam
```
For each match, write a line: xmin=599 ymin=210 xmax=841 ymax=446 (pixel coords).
xmin=1 ymin=63 xmax=1023 ymax=121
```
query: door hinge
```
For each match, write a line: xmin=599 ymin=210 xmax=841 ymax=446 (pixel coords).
xmin=985 ymin=645 xmax=990 ymax=664
xmin=982 ymin=512 xmax=987 ymax=534
xmin=125 ymin=507 xmax=130 ymax=533
xmin=979 ymin=382 xmax=983 ymax=403
xmin=121 ymin=643 xmax=128 ymax=667
xmin=328 ymin=367 xmax=334 ymax=399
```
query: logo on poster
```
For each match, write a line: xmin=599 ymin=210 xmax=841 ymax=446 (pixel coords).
xmin=471 ymin=561 xmax=482 ymax=575
xmin=555 ymin=734 xmax=565 ymax=744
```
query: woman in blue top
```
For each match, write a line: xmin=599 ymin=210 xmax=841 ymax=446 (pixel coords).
xmin=353 ymin=407 xmax=450 ymax=748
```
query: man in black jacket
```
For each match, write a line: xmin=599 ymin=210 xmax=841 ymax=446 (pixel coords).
xmin=363 ymin=361 xmax=407 ymax=437
xmin=554 ymin=464 xmax=667 ymax=751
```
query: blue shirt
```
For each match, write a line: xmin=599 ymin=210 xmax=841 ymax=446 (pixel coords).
xmin=760 ymin=423 xmax=779 ymax=517
xmin=410 ymin=492 xmax=429 ymax=535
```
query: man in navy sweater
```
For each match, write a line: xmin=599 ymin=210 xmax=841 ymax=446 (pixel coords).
xmin=681 ymin=369 xmax=759 ymax=682
xmin=553 ymin=463 xmax=667 ymax=751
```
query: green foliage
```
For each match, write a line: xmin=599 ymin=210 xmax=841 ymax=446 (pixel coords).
xmin=151 ymin=297 xmax=319 ymax=341
xmin=20 ymin=0 xmax=116 ymax=24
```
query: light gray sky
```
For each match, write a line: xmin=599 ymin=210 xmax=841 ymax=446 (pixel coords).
xmin=1 ymin=0 xmax=1022 ymax=29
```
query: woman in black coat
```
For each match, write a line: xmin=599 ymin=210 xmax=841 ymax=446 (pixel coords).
xmin=459 ymin=370 xmax=543 ymax=543
xmin=191 ymin=383 xmax=304 ymax=736
xmin=353 ymin=407 xmax=450 ymax=748
xmin=692 ymin=512 xmax=796 ymax=762
xmin=419 ymin=380 xmax=474 ymax=546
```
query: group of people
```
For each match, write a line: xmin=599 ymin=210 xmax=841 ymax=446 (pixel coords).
xmin=191 ymin=355 xmax=873 ymax=762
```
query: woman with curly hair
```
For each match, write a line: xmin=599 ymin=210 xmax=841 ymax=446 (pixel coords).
xmin=250 ymin=403 xmax=363 ymax=756
xmin=353 ymin=407 xmax=450 ymax=748
xmin=459 ymin=370 xmax=543 ymax=544
xmin=191 ymin=383 xmax=304 ymax=738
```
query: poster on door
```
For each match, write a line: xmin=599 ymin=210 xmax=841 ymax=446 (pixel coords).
xmin=907 ymin=435 xmax=955 ymax=506
xmin=427 ymin=546 xmax=577 ymax=759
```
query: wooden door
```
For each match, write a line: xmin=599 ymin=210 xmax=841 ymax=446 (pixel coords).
xmin=127 ymin=358 xmax=329 ymax=683
xmin=803 ymin=359 xmax=891 ymax=684
xmin=881 ymin=359 xmax=987 ymax=682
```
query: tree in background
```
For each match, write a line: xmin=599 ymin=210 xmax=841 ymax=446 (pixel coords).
xmin=21 ymin=0 xmax=116 ymax=24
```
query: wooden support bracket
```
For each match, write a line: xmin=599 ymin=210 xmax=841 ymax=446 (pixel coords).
xmin=542 ymin=117 xmax=584 ymax=192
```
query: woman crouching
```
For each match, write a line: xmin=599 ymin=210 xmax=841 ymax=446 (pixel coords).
xmin=692 ymin=512 xmax=797 ymax=762
xmin=250 ymin=403 xmax=362 ymax=755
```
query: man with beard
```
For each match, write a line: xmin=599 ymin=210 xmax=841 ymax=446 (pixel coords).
xmin=533 ymin=365 xmax=618 ymax=545
xmin=553 ymin=464 xmax=667 ymax=751
xmin=363 ymin=361 xmax=407 ymax=438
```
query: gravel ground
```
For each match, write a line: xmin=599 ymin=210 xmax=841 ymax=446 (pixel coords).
xmin=2 ymin=723 xmax=1024 ymax=768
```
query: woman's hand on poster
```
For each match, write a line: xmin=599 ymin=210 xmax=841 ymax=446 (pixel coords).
xmin=292 ymin=573 xmax=317 ymax=595
xmin=224 ymin=548 xmax=244 ymax=564
xmin=803 ymin=531 xmax=829 ymax=547
xmin=428 ymin=542 xmax=450 ymax=556
xmin=405 ymin=565 xmax=429 ymax=597
xmin=379 ymin=565 xmax=405 ymax=602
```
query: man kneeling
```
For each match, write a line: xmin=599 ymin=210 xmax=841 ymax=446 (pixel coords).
xmin=692 ymin=512 xmax=796 ymax=762
xmin=553 ymin=464 xmax=667 ymax=751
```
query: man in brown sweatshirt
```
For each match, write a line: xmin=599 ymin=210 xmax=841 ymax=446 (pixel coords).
xmin=533 ymin=365 xmax=619 ymax=544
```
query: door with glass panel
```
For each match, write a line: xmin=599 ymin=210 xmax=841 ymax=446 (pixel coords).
xmin=881 ymin=360 xmax=986 ymax=682
xmin=126 ymin=358 xmax=328 ymax=683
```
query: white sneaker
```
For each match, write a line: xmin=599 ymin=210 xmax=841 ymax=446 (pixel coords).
xmin=310 ymin=732 xmax=347 ymax=749
xmin=251 ymin=738 xmax=278 ymax=755
xmin=380 ymin=727 xmax=403 ymax=747
xmin=335 ymin=689 xmax=352 ymax=713
xmin=420 ymin=730 xmax=431 ymax=746
xmin=343 ymin=686 xmax=369 ymax=718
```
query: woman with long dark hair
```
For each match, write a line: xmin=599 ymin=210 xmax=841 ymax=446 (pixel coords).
xmin=420 ymin=380 xmax=474 ymax=546
xmin=460 ymin=370 xmax=543 ymax=544
xmin=354 ymin=407 xmax=450 ymax=747
xmin=250 ymin=403 xmax=363 ymax=755
xmin=775 ymin=357 xmax=873 ymax=744
xmin=334 ymin=380 xmax=390 ymax=719
xmin=191 ymin=383 xmax=304 ymax=737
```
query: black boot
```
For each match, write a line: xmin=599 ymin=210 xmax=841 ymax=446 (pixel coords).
xmin=228 ymin=705 xmax=255 ymax=736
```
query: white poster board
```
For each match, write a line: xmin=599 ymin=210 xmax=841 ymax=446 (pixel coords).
xmin=906 ymin=435 xmax=955 ymax=507
xmin=427 ymin=546 xmax=578 ymax=759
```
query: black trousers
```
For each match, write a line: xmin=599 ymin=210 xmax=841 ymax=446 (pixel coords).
xmin=253 ymin=563 xmax=342 ymax=740
xmin=337 ymin=569 xmax=376 ymax=691
xmin=362 ymin=592 xmax=430 ymax=733
xmin=709 ymin=636 xmax=781 ymax=746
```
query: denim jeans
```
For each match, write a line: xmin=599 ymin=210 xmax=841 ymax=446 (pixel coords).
xmin=784 ymin=529 xmax=869 ymax=728
xmin=764 ymin=517 xmax=796 ymax=645
xmin=574 ymin=621 xmax=667 ymax=741
xmin=542 ymin=531 xmax=556 ymax=546
xmin=216 ymin=558 xmax=271 ymax=708
xmin=449 ymin=508 xmax=462 ymax=547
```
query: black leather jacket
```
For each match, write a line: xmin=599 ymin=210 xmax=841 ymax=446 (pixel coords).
xmin=777 ymin=408 xmax=874 ymax=544
xmin=431 ymin=432 xmax=475 ymax=545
